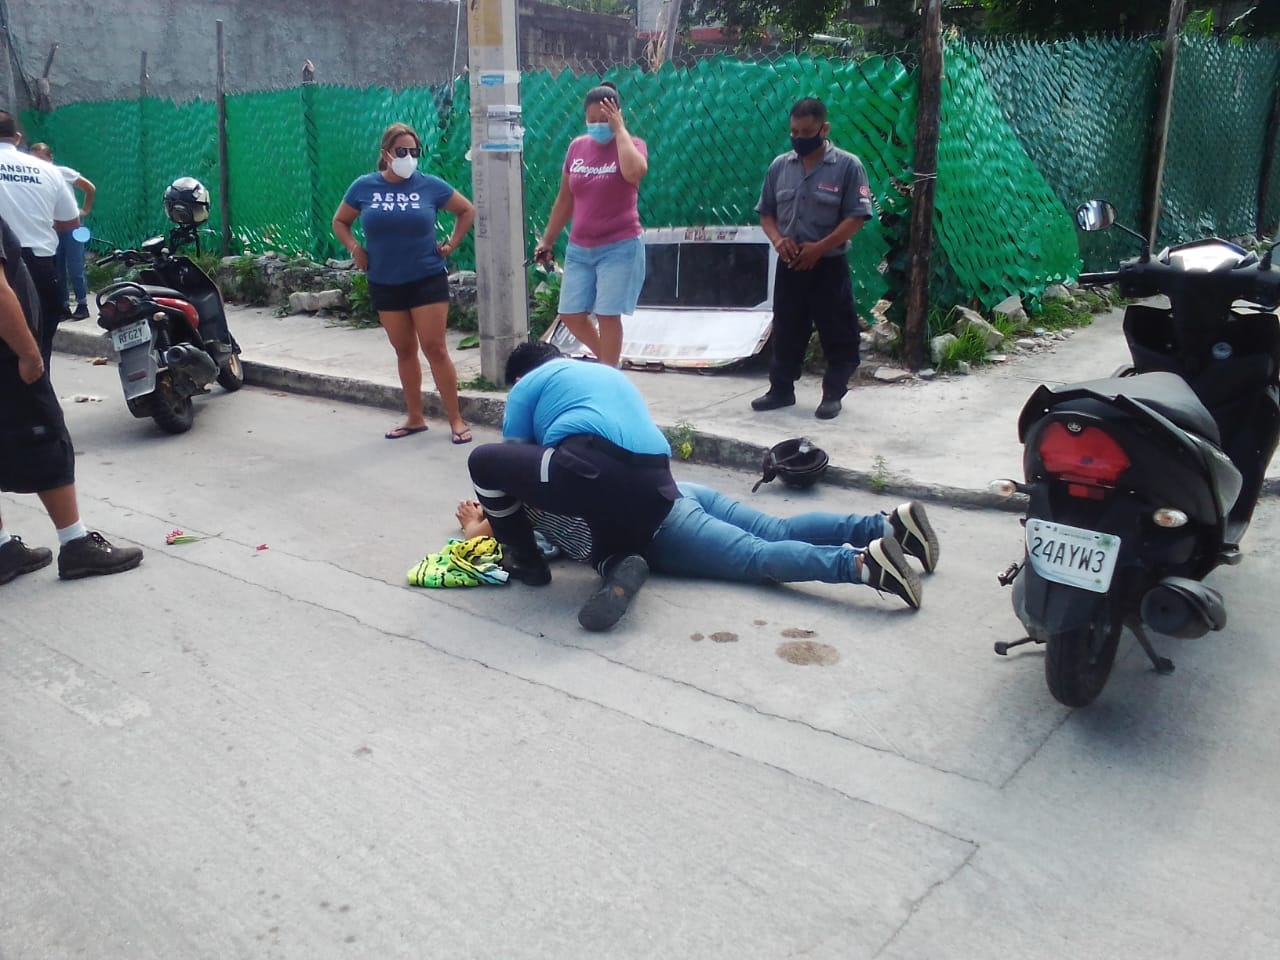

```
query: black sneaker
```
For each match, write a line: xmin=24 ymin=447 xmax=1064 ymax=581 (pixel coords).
xmin=578 ymin=554 xmax=649 ymax=631
xmin=751 ymin=390 xmax=796 ymax=412
xmin=71 ymin=303 xmax=90 ymax=320
xmin=861 ymin=537 xmax=922 ymax=609
xmin=814 ymin=397 xmax=842 ymax=419
xmin=0 ymin=536 xmax=54 ymax=585
xmin=57 ymin=532 xmax=144 ymax=580
xmin=888 ymin=501 xmax=939 ymax=573
xmin=501 ymin=548 xmax=552 ymax=586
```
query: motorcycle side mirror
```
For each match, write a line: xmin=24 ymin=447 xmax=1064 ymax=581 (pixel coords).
xmin=1074 ymin=200 xmax=1116 ymax=232
xmin=1074 ymin=198 xmax=1152 ymax=261
xmin=141 ymin=235 xmax=166 ymax=255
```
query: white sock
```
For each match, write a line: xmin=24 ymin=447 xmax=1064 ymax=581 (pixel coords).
xmin=56 ymin=521 xmax=88 ymax=545
xmin=0 ymin=527 xmax=11 ymax=547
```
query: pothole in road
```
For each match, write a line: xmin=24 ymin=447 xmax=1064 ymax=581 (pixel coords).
xmin=776 ymin=640 xmax=840 ymax=666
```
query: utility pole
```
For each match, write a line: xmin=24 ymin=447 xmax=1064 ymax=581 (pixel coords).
xmin=903 ymin=0 xmax=943 ymax=372
xmin=661 ymin=0 xmax=685 ymax=65
xmin=1144 ymin=0 xmax=1187 ymax=248
xmin=216 ymin=20 xmax=232 ymax=256
xmin=469 ymin=0 xmax=529 ymax=386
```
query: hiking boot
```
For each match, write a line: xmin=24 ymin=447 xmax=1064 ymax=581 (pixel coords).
xmin=750 ymin=390 xmax=796 ymax=412
xmin=860 ymin=537 xmax=922 ymax=610
xmin=71 ymin=303 xmax=90 ymax=321
xmin=578 ymin=554 xmax=649 ymax=631
xmin=888 ymin=501 xmax=939 ymax=573
xmin=500 ymin=548 xmax=552 ymax=586
xmin=0 ymin=536 xmax=54 ymax=585
xmin=57 ymin=532 xmax=144 ymax=580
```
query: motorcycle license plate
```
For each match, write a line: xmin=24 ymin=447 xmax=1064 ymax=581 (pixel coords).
xmin=1025 ymin=519 xmax=1121 ymax=594
xmin=111 ymin=319 xmax=150 ymax=352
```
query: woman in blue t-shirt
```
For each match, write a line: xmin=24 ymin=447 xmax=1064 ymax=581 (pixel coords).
xmin=333 ymin=123 xmax=476 ymax=442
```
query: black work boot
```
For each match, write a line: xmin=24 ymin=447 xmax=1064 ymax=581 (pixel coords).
xmin=501 ymin=545 xmax=552 ymax=586
xmin=0 ymin=536 xmax=54 ymax=585
xmin=751 ymin=388 xmax=796 ymax=412
xmin=578 ymin=554 xmax=649 ymax=631
xmin=57 ymin=532 xmax=144 ymax=580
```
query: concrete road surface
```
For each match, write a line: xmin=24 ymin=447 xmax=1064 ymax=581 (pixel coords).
xmin=3 ymin=359 xmax=1279 ymax=959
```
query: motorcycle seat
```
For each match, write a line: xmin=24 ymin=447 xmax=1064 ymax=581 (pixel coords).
xmin=134 ymin=284 xmax=186 ymax=299
xmin=1038 ymin=372 xmax=1222 ymax=446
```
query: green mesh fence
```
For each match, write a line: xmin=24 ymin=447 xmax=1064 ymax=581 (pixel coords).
xmin=1266 ymin=117 xmax=1280 ymax=238
xmin=1161 ymin=35 xmax=1280 ymax=244
xmin=21 ymin=38 xmax=1280 ymax=313
xmin=971 ymin=37 xmax=1159 ymax=272
xmin=936 ymin=44 xmax=1080 ymax=306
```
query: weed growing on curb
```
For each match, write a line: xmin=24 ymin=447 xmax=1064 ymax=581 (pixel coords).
xmin=870 ymin=454 xmax=891 ymax=493
xmin=662 ymin=419 xmax=698 ymax=461
xmin=460 ymin=374 xmax=504 ymax=392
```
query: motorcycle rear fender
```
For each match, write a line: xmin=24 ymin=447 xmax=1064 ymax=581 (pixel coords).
xmin=1013 ymin=563 xmax=1115 ymax=644
xmin=117 ymin=342 xmax=158 ymax=402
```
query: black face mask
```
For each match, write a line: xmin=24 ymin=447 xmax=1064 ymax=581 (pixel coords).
xmin=790 ymin=133 xmax=824 ymax=157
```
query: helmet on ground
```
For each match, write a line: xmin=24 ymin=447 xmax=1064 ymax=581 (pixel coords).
xmin=752 ymin=437 xmax=829 ymax=492
xmin=163 ymin=177 xmax=211 ymax=225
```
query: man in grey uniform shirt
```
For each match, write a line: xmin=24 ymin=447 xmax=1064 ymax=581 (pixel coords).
xmin=752 ymin=97 xmax=873 ymax=420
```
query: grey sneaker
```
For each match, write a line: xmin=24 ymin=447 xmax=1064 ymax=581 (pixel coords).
xmin=0 ymin=536 xmax=54 ymax=585
xmin=578 ymin=554 xmax=649 ymax=631
xmin=861 ymin=537 xmax=922 ymax=609
xmin=888 ymin=501 xmax=939 ymax=573
xmin=57 ymin=532 xmax=144 ymax=580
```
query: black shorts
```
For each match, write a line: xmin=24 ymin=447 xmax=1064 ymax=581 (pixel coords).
xmin=368 ymin=271 xmax=450 ymax=313
xmin=0 ymin=361 xmax=76 ymax=494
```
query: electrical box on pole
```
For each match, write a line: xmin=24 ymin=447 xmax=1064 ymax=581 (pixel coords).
xmin=468 ymin=0 xmax=529 ymax=386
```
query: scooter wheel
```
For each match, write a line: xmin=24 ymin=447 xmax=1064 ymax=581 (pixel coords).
xmin=217 ymin=351 xmax=245 ymax=392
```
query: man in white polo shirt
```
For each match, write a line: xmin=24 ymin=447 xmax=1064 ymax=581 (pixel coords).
xmin=0 ymin=110 xmax=80 ymax=369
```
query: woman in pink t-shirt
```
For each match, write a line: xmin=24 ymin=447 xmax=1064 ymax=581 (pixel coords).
xmin=533 ymin=82 xmax=648 ymax=367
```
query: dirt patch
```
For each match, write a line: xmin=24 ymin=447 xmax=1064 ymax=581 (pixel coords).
xmin=776 ymin=640 xmax=840 ymax=666
xmin=710 ymin=631 xmax=738 ymax=643
xmin=690 ymin=632 xmax=704 ymax=642
xmin=781 ymin=627 xmax=816 ymax=639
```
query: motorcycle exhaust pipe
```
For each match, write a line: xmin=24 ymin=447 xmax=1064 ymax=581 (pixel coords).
xmin=163 ymin=343 xmax=219 ymax=384
xmin=1140 ymin=577 xmax=1227 ymax=639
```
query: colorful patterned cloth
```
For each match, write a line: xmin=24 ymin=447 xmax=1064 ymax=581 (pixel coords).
xmin=407 ymin=536 xmax=509 ymax=588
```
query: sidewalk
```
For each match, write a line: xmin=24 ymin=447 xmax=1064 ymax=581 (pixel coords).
xmin=53 ymin=303 xmax=1279 ymax=507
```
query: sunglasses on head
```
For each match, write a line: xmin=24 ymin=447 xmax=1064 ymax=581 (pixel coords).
xmin=392 ymin=146 xmax=421 ymax=158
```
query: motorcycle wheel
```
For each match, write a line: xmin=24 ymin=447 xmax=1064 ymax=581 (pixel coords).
xmin=217 ymin=350 xmax=245 ymax=392
xmin=1044 ymin=607 xmax=1121 ymax=708
xmin=151 ymin=374 xmax=194 ymax=434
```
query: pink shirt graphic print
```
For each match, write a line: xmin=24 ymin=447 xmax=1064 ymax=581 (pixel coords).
xmin=564 ymin=134 xmax=646 ymax=248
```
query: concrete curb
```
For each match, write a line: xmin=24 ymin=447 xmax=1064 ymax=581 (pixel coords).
xmin=53 ymin=326 xmax=1277 ymax=507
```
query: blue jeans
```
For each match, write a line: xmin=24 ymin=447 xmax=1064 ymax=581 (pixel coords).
xmin=54 ymin=229 xmax=88 ymax=309
xmin=646 ymin=482 xmax=886 ymax=584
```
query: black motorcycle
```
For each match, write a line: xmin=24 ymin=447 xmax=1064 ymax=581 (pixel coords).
xmin=95 ymin=179 xmax=243 ymax=434
xmin=992 ymin=200 xmax=1280 ymax=706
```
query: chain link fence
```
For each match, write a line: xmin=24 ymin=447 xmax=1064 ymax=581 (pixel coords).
xmin=20 ymin=33 xmax=1280 ymax=314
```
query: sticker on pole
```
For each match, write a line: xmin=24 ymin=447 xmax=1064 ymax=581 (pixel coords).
xmin=481 ymin=104 xmax=524 ymax=152
xmin=1025 ymin=519 xmax=1121 ymax=593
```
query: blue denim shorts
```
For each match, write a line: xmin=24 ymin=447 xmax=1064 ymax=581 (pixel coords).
xmin=557 ymin=236 xmax=646 ymax=316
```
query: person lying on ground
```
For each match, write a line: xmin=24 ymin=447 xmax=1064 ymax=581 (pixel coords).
xmin=453 ymin=480 xmax=937 ymax=610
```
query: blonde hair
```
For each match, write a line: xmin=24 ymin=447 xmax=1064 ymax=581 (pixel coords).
xmin=377 ymin=123 xmax=421 ymax=171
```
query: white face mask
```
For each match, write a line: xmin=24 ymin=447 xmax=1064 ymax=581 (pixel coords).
xmin=390 ymin=155 xmax=418 ymax=178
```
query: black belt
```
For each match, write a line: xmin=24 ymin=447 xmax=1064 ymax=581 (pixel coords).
xmin=20 ymin=249 xmax=54 ymax=261
xmin=562 ymin=433 xmax=670 ymax=468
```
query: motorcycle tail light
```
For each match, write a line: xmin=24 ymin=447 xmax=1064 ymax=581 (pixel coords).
xmin=99 ymin=300 xmax=116 ymax=321
xmin=1038 ymin=421 xmax=1130 ymax=487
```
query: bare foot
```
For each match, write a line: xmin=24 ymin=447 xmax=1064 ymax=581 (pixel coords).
xmin=455 ymin=499 xmax=490 ymax=539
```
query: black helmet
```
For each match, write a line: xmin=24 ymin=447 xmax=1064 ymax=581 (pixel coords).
xmin=752 ymin=437 xmax=829 ymax=492
xmin=163 ymin=177 xmax=211 ymax=225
